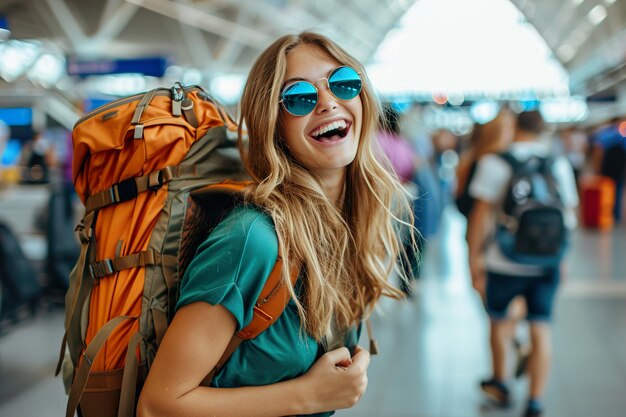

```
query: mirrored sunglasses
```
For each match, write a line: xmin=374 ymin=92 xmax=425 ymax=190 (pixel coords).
xmin=279 ymin=66 xmax=362 ymax=117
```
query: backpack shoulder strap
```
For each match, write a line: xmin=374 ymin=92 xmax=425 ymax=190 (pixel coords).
xmin=203 ymin=256 xmax=299 ymax=384
xmin=537 ymin=154 xmax=556 ymax=174
xmin=191 ymin=181 xmax=299 ymax=384
xmin=498 ymin=151 xmax=521 ymax=171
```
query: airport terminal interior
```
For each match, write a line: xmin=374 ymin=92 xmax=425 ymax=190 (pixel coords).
xmin=0 ymin=1 xmax=625 ymax=416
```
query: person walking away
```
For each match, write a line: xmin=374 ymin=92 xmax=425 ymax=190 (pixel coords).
xmin=457 ymin=109 xmax=529 ymax=374
xmin=467 ymin=110 xmax=579 ymax=417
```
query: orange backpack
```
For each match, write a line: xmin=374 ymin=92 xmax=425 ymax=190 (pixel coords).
xmin=56 ymin=83 xmax=296 ymax=417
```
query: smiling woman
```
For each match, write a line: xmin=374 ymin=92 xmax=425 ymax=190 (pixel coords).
xmin=278 ymin=45 xmax=363 ymax=188
xmin=138 ymin=31 xmax=417 ymax=417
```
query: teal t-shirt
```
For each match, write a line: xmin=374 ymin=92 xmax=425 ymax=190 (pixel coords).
xmin=176 ymin=205 xmax=332 ymax=417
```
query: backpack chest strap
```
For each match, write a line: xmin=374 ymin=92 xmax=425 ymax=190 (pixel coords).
xmin=89 ymin=250 xmax=176 ymax=279
xmin=84 ymin=164 xmax=200 ymax=213
xmin=85 ymin=167 xmax=175 ymax=212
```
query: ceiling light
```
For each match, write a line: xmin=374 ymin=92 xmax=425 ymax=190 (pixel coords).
xmin=210 ymin=74 xmax=245 ymax=105
xmin=557 ymin=44 xmax=576 ymax=62
xmin=182 ymin=69 xmax=202 ymax=86
xmin=604 ymin=0 xmax=616 ymax=4
xmin=568 ymin=24 xmax=590 ymax=46
xmin=570 ymin=0 xmax=584 ymax=5
xmin=27 ymin=54 xmax=65 ymax=88
xmin=447 ymin=92 xmax=465 ymax=106
xmin=0 ymin=41 xmax=40 ymax=81
xmin=539 ymin=97 xmax=588 ymax=123
xmin=470 ymin=100 xmax=499 ymax=124
xmin=94 ymin=74 xmax=147 ymax=96
xmin=587 ymin=5 xmax=607 ymax=26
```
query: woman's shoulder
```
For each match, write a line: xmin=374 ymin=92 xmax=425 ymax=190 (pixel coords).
xmin=221 ymin=203 xmax=274 ymax=229
xmin=212 ymin=204 xmax=278 ymax=256
xmin=177 ymin=204 xmax=281 ymax=324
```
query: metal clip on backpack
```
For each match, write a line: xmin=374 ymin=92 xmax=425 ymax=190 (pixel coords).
xmin=56 ymin=83 xmax=296 ymax=417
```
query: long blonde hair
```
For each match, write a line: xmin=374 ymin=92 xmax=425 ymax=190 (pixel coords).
xmin=239 ymin=32 xmax=415 ymax=340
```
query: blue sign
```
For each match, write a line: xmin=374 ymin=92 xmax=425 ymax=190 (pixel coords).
xmin=0 ymin=108 xmax=32 ymax=126
xmin=83 ymin=98 xmax=114 ymax=113
xmin=67 ymin=57 xmax=168 ymax=77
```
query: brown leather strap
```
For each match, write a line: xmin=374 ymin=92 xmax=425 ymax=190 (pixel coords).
xmin=85 ymin=167 xmax=175 ymax=212
xmin=66 ymin=316 xmax=136 ymax=417
xmin=202 ymin=335 xmax=244 ymax=386
xmin=202 ymin=260 xmax=297 ymax=385
xmin=118 ymin=331 xmax=144 ymax=417
xmin=199 ymin=217 xmax=298 ymax=385
xmin=177 ymin=181 xmax=297 ymax=386
xmin=365 ymin=319 xmax=379 ymax=355
xmin=236 ymin=258 xmax=298 ymax=340
xmin=89 ymin=250 xmax=161 ymax=279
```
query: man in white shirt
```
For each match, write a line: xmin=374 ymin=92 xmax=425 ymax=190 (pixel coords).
xmin=467 ymin=110 xmax=579 ymax=417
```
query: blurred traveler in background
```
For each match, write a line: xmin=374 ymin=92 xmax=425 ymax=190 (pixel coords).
xmin=377 ymin=102 xmax=422 ymax=292
xmin=590 ymin=118 xmax=626 ymax=223
xmin=402 ymin=104 xmax=443 ymax=242
xmin=432 ymin=128 xmax=459 ymax=204
xmin=553 ymin=126 xmax=588 ymax=187
xmin=467 ymin=110 xmax=579 ymax=417
xmin=377 ymin=102 xmax=417 ymax=184
xmin=456 ymin=108 xmax=515 ymax=220
xmin=139 ymin=32 xmax=417 ymax=417
xmin=20 ymin=130 xmax=56 ymax=184
xmin=456 ymin=108 xmax=530 ymax=377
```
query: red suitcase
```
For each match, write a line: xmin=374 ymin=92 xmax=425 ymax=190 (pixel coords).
xmin=580 ymin=175 xmax=615 ymax=229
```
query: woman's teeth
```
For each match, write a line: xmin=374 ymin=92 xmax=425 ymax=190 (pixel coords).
xmin=311 ymin=120 xmax=347 ymax=139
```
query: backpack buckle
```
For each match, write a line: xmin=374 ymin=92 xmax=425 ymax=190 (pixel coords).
xmin=148 ymin=171 xmax=163 ymax=191
xmin=114 ymin=177 xmax=139 ymax=201
xmin=89 ymin=259 xmax=115 ymax=279
xmin=148 ymin=168 xmax=174 ymax=191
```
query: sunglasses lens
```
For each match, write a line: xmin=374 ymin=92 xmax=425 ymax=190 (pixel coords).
xmin=328 ymin=67 xmax=362 ymax=101
xmin=281 ymin=81 xmax=318 ymax=116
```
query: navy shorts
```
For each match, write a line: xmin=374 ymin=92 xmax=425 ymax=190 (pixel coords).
xmin=485 ymin=269 xmax=560 ymax=322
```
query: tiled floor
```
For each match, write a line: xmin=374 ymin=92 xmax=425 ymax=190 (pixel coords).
xmin=1 ymin=205 xmax=625 ymax=417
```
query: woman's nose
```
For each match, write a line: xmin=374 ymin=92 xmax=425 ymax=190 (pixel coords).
xmin=315 ymin=81 xmax=338 ymax=114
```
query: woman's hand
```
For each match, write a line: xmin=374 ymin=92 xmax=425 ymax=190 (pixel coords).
xmin=298 ymin=345 xmax=370 ymax=413
xmin=139 ymin=302 xmax=371 ymax=417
